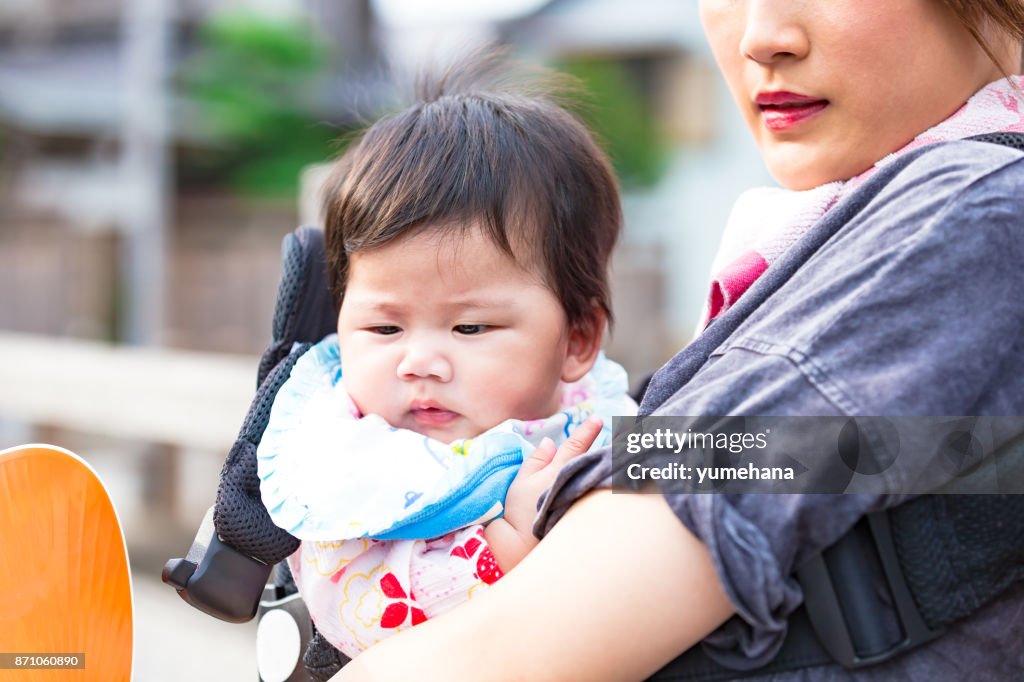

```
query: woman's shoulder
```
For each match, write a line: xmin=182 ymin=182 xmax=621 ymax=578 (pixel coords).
xmin=825 ymin=138 xmax=1024 ymax=269
xmin=894 ymin=136 xmax=1024 ymax=178
xmin=868 ymin=138 xmax=1024 ymax=225
xmin=803 ymin=139 xmax=1024 ymax=321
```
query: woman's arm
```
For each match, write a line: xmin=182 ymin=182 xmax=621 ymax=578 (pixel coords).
xmin=335 ymin=489 xmax=734 ymax=682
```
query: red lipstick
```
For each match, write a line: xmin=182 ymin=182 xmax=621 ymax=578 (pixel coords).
xmin=756 ymin=91 xmax=829 ymax=131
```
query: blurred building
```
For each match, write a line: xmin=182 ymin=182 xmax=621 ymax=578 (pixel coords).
xmin=0 ymin=0 xmax=383 ymax=351
xmin=0 ymin=0 xmax=773 ymax=363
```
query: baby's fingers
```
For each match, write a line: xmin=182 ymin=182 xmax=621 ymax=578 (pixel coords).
xmin=551 ymin=416 xmax=604 ymax=469
xmin=519 ymin=437 xmax=558 ymax=476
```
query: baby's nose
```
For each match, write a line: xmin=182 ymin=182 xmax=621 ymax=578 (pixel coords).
xmin=396 ymin=343 xmax=453 ymax=382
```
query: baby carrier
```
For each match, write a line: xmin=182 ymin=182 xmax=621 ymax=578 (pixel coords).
xmin=164 ymin=133 xmax=1024 ymax=681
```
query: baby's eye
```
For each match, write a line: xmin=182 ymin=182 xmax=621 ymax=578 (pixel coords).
xmin=370 ymin=326 xmax=401 ymax=335
xmin=454 ymin=324 xmax=488 ymax=335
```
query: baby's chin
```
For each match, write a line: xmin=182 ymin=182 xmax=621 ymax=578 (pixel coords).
xmin=396 ymin=407 xmax=555 ymax=443
xmin=408 ymin=421 xmax=486 ymax=444
xmin=403 ymin=413 xmax=523 ymax=444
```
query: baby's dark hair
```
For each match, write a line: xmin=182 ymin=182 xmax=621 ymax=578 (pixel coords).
xmin=322 ymin=52 xmax=622 ymax=335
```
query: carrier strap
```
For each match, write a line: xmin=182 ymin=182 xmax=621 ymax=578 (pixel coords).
xmin=652 ymin=491 xmax=1024 ymax=680
xmin=165 ymin=227 xmax=338 ymax=624
xmin=217 ymin=226 xmax=338 ymax=565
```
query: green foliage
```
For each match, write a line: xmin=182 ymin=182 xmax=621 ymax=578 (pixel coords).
xmin=556 ymin=58 xmax=668 ymax=189
xmin=178 ymin=11 xmax=347 ymax=198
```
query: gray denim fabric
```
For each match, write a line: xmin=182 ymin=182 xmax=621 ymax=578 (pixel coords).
xmin=535 ymin=141 xmax=1024 ymax=680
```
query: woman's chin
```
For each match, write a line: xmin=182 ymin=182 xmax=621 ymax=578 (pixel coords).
xmin=766 ymin=156 xmax=866 ymax=191
xmin=761 ymin=139 xmax=882 ymax=190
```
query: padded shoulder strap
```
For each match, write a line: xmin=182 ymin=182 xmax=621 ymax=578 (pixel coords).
xmin=165 ymin=227 xmax=340 ymax=625
xmin=890 ymin=131 xmax=1024 ymax=630
xmin=165 ymin=226 xmax=337 ymax=622
xmin=217 ymin=225 xmax=337 ymax=562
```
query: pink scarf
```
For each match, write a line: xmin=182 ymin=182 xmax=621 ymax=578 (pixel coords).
xmin=701 ymin=75 xmax=1024 ymax=329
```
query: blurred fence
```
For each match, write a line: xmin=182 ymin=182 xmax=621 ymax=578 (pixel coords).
xmin=0 ymin=332 xmax=254 ymax=450
xmin=0 ymin=194 xmax=293 ymax=354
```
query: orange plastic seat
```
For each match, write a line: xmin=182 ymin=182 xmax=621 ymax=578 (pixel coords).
xmin=0 ymin=446 xmax=133 ymax=681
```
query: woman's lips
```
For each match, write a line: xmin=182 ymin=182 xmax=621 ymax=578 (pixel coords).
xmin=756 ymin=91 xmax=829 ymax=131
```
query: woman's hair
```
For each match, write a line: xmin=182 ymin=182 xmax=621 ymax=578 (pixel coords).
xmin=941 ymin=0 xmax=1024 ymax=73
xmin=321 ymin=53 xmax=622 ymax=334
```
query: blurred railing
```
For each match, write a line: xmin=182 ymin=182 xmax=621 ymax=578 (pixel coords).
xmin=0 ymin=332 xmax=258 ymax=534
xmin=0 ymin=332 xmax=255 ymax=451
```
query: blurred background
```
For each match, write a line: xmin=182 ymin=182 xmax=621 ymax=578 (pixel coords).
xmin=0 ymin=0 xmax=771 ymax=678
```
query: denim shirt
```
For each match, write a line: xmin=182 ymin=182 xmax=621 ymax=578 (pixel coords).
xmin=536 ymin=140 xmax=1024 ymax=680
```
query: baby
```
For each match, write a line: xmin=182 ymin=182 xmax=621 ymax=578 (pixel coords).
xmin=257 ymin=58 xmax=637 ymax=658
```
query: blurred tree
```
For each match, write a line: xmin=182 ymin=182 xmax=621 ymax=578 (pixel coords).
xmin=556 ymin=58 xmax=669 ymax=189
xmin=178 ymin=11 xmax=348 ymax=199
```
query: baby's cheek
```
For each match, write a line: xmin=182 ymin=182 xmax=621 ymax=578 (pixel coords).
xmin=490 ymin=377 xmax=562 ymax=423
xmin=340 ymin=375 xmax=376 ymax=420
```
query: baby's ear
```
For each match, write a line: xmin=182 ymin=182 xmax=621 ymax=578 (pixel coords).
xmin=561 ymin=307 xmax=607 ymax=383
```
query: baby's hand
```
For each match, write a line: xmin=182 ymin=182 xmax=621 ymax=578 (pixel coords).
xmin=483 ymin=417 xmax=604 ymax=572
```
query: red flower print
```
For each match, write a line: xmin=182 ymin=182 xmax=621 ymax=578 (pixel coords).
xmin=450 ymin=530 xmax=486 ymax=560
xmin=378 ymin=572 xmax=428 ymax=629
xmin=474 ymin=548 xmax=503 ymax=585
xmin=379 ymin=572 xmax=407 ymax=599
xmin=380 ymin=602 xmax=408 ymax=628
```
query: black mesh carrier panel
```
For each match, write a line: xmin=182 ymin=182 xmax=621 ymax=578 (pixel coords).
xmin=303 ymin=629 xmax=347 ymax=682
xmin=216 ymin=226 xmax=338 ymax=565
xmin=969 ymin=131 xmax=1024 ymax=152
xmin=893 ymin=494 xmax=1024 ymax=628
xmin=214 ymin=347 xmax=308 ymax=563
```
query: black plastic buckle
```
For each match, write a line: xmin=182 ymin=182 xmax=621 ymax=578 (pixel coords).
xmin=797 ymin=510 xmax=945 ymax=669
xmin=163 ymin=528 xmax=271 ymax=623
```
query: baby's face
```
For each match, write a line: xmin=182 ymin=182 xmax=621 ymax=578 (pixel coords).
xmin=337 ymin=226 xmax=585 ymax=443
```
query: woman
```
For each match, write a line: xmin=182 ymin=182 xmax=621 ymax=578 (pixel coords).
xmin=336 ymin=1 xmax=1024 ymax=679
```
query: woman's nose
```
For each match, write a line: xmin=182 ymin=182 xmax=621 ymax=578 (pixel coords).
xmin=396 ymin=343 xmax=453 ymax=383
xmin=739 ymin=0 xmax=810 ymax=65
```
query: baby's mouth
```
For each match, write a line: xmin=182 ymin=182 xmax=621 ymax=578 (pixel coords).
xmin=410 ymin=402 xmax=460 ymax=426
